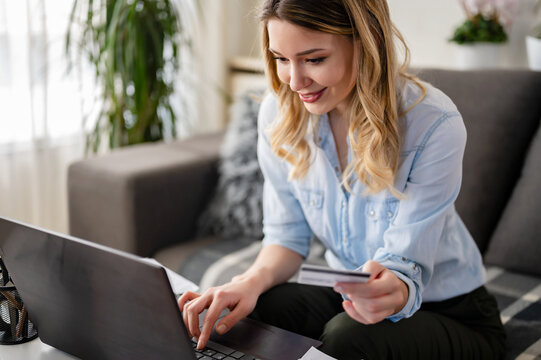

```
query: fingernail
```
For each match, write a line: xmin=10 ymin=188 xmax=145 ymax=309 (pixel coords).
xmin=217 ymin=324 xmax=227 ymax=333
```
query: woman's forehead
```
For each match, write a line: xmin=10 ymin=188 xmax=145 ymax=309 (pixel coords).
xmin=267 ymin=19 xmax=338 ymax=54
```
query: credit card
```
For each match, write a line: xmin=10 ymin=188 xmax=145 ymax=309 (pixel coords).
xmin=297 ymin=264 xmax=370 ymax=287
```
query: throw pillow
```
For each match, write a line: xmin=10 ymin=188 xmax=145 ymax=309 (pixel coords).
xmin=484 ymin=124 xmax=541 ymax=277
xmin=197 ymin=89 xmax=265 ymax=240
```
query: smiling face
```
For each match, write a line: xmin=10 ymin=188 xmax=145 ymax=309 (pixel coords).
xmin=267 ymin=18 xmax=358 ymax=119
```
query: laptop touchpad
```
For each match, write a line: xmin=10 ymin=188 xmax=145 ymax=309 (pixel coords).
xmin=209 ymin=317 xmax=321 ymax=360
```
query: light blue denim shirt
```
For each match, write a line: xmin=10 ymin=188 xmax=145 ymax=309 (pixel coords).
xmin=257 ymin=79 xmax=486 ymax=321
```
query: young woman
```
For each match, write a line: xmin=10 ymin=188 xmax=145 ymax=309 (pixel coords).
xmin=179 ymin=0 xmax=506 ymax=358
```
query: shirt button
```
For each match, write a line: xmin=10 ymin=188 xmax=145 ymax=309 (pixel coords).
xmin=309 ymin=200 xmax=315 ymax=206
xmin=341 ymin=201 xmax=346 ymax=208
xmin=387 ymin=211 xmax=393 ymax=218
xmin=401 ymin=257 xmax=407 ymax=262
xmin=369 ymin=210 xmax=375 ymax=217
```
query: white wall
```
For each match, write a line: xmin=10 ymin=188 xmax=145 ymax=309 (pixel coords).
xmin=225 ymin=0 xmax=262 ymax=59
xmin=388 ymin=0 xmax=462 ymax=69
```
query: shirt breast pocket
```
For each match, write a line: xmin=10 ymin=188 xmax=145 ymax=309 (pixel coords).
xmin=365 ymin=198 xmax=399 ymax=230
xmin=349 ymin=196 xmax=399 ymax=264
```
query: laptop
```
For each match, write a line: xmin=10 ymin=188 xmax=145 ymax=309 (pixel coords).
xmin=0 ymin=216 xmax=321 ymax=360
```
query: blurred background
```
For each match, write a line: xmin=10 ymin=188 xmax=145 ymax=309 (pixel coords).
xmin=0 ymin=0 xmax=539 ymax=234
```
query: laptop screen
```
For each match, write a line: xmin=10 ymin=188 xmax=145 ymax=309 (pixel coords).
xmin=0 ymin=216 xmax=195 ymax=360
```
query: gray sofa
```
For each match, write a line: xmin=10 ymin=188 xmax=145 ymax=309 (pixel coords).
xmin=68 ymin=69 xmax=541 ymax=359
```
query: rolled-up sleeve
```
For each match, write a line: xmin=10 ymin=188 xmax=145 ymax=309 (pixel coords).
xmin=373 ymin=112 xmax=467 ymax=321
xmin=257 ymin=94 xmax=313 ymax=257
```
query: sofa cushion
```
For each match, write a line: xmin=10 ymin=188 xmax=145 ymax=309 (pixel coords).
xmin=416 ymin=69 xmax=541 ymax=253
xmin=484 ymin=125 xmax=541 ymax=277
xmin=197 ymin=90 xmax=265 ymax=240
xmin=178 ymin=237 xmax=263 ymax=290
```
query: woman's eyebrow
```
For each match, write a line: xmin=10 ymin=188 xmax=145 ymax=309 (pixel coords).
xmin=268 ymin=48 xmax=326 ymax=56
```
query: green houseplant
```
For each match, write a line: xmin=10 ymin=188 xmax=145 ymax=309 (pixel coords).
xmin=450 ymin=0 xmax=518 ymax=69
xmin=450 ymin=0 xmax=517 ymax=44
xmin=450 ymin=13 xmax=508 ymax=44
xmin=66 ymin=0 xmax=191 ymax=153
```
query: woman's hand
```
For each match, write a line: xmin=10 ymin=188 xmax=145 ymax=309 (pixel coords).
xmin=178 ymin=278 xmax=260 ymax=350
xmin=178 ymin=245 xmax=303 ymax=350
xmin=333 ymin=260 xmax=409 ymax=324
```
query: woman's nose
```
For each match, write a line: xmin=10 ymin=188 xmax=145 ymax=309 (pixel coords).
xmin=289 ymin=64 xmax=309 ymax=92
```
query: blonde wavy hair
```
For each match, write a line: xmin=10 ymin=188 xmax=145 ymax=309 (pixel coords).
xmin=260 ymin=0 xmax=425 ymax=196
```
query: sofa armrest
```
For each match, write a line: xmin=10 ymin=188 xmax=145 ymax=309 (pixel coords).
xmin=68 ymin=132 xmax=224 ymax=257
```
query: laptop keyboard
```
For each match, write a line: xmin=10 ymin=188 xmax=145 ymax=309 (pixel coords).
xmin=192 ymin=339 xmax=257 ymax=360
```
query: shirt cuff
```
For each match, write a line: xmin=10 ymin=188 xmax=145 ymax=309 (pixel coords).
xmin=373 ymin=254 xmax=422 ymax=322
xmin=261 ymin=236 xmax=311 ymax=258
xmin=387 ymin=270 xmax=417 ymax=322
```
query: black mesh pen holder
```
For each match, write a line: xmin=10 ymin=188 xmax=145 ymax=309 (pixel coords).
xmin=0 ymin=258 xmax=38 ymax=344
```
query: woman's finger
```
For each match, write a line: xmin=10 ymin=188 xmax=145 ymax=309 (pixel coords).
xmin=361 ymin=260 xmax=386 ymax=279
xmin=179 ymin=291 xmax=201 ymax=338
xmin=335 ymin=264 xmax=401 ymax=300
xmin=197 ymin=294 xmax=233 ymax=349
xmin=178 ymin=291 xmax=200 ymax=309
xmin=186 ymin=294 xmax=212 ymax=340
xmin=342 ymin=300 xmax=369 ymax=324
xmin=361 ymin=292 xmax=403 ymax=314
xmin=343 ymin=300 xmax=391 ymax=325
xmin=333 ymin=261 xmax=386 ymax=298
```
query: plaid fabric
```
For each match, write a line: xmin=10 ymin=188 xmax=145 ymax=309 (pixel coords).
xmin=180 ymin=243 xmax=541 ymax=359
xmin=485 ymin=266 xmax=541 ymax=360
xmin=179 ymin=239 xmax=328 ymax=292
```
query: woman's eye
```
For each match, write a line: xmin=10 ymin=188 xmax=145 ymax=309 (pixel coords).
xmin=306 ymin=57 xmax=325 ymax=64
xmin=273 ymin=56 xmax=288 ymax=63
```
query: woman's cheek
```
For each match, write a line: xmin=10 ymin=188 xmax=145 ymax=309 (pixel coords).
xmin=276 ymin=66 xmax=290 ymax=85
xmin=315 ymin=67 xmax=343 ymax=87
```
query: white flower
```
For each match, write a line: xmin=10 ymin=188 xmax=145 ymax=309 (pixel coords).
xmin=493 ymin=0 xmax=519 ymax=27
xmin=459 ymin=0 xmax=519 ymax=28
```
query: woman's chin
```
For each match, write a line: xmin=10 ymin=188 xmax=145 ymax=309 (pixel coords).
xmin=302 ymin=103 xmax=328 ymax=115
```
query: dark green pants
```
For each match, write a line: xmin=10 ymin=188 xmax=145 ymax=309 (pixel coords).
xmin=249 ymin=283 xmax=506 ymax=360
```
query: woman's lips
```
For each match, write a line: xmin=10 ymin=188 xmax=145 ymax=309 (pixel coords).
xmin=298 ymin=88 xmax=326 ymax=103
